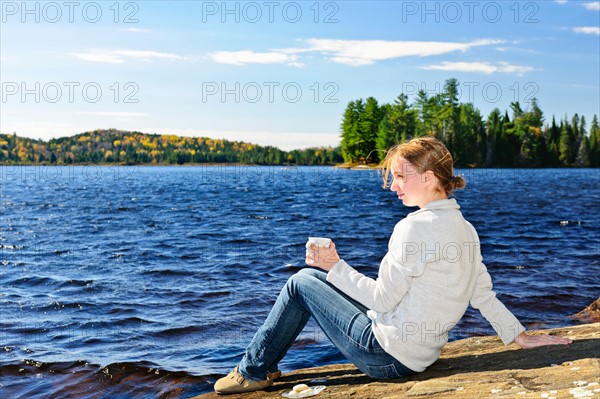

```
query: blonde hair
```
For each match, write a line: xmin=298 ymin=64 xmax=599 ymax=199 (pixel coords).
xmin=380 ymin=137 xmax=466 ymax=195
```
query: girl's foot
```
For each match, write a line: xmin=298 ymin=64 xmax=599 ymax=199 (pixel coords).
xmin=267 ymin=370 xmax=282 ymax=380
xmin=214 ymin=366 xmax=273 ymax=394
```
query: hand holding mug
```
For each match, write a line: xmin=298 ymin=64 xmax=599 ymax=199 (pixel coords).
xmin=305 ymin=237 xmax=340 ymax=271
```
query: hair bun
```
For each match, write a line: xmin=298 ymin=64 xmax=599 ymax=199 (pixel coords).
xmin=451 ymin=175 xmax=466 ymax=189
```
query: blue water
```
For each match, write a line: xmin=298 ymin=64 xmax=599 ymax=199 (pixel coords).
xmin=1 ymin=166 xmax=598 ymax=398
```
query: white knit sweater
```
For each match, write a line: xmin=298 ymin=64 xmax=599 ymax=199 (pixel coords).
xmin=326 ymin=198 xmax=526 ymax=372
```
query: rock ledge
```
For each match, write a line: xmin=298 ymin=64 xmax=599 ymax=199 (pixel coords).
xmin=191 ymin=323 xmax=600 ymax=399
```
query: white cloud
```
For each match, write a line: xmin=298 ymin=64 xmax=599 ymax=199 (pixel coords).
xmin=74 ymin=52 xmax=123 ymax=64
xmin=582 ymin=1 xmax=600 ymax=10
xmin=73 ymin=49 xmax=183 ymax=64
xmin=208 ymin=38 xmax=504 ymax=67
xmin=554 ymin=0 xmax=568 ymax=4
xmin=301 ymin=38 xmax=503 ymax=65
xmin=573 ymin=26 xmax=600 ymax=35
xmin=420 ymin=61 xmax=536 ymax=76
xmin=206 ymin=50 xmax=302 ymax=67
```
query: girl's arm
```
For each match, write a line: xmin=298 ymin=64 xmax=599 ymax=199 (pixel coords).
xmin=305 ymin=241 xmax=415 ymax=312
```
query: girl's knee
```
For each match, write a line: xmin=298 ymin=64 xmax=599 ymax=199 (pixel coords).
xmin=297 ymin=267 xmax=326 ymax=279
xmin=286 ymin=268 xmax=325 ymax=295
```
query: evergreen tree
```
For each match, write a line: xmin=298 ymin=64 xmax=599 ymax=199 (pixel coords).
xmin=457 ymin=103 xmax=484 ymax=166
xmin=436 ymin=79 xmax=460 ymax=155
xmin=357 ymin=96 xmax=383 ymax=163
xmin=559 ymin=117 xmax=574 ymax=166
xmin=484 ymin=108 xmax=502 ymax=167
xmin=589 ymin=115 xmax=600 ymax=167
xmin=519 ymin=98 xmax=546 ymax=167
xmin=576 ymin=136 xmax=591 ymax=167
xmin=375 ymin=94 xmax=417 ymax=160
xmin=340 ymin=99 xmax=364 ymax=163
xmin=545 ymin=116 xmax=561 ymax=166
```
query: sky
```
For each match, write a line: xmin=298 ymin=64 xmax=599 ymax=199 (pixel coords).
xmin=1 ymin=0 xmax=599 ymax=151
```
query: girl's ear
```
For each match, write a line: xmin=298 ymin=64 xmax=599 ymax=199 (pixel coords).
xmin=423 ymin=170 xmax=435 ymax=182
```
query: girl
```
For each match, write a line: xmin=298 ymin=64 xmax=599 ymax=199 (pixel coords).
xmin=214 ymin=137 xmax=572 ymax=394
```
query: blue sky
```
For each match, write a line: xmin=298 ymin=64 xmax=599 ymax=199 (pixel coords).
xmin=1 ymin=0 xmax=599 ymax=150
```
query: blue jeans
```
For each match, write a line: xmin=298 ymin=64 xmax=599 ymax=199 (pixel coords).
xmin=238 ymin=268 xmax=416 ymax=380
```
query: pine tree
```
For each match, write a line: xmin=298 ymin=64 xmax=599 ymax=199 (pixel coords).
xmin=436 ymin=78 xmax=460 ymax=155
xmin=457 ymin=103 xmax=484 ymax=166
xmin=545 ymin=116 xmax=561 ymax=166
xmin=588 ymin=115 xmax=599 ymax=167
xmin=340 ymin=99 xmax=364 ymax=163
xmin=576 ymin=136 xmax=591 ymax=167
xmin=559 ymin=117 xmax=573 ymax=166
xmin=357 ymin=97 xmax=383 ymax=164
xmin=484 ymin=108 xmax=502 ymax=167
xmin=376 ymin=94 xmax=417 ymax=160
xmin=519 ymin=98 xmax=546 ymax=167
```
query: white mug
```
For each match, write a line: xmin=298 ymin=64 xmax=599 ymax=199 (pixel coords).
xmin=306 ymin=237 xmax=332 ymax=249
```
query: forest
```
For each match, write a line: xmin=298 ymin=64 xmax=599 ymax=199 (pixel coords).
xmin=341 ymin=78 xmax=599 ymax=167
xmin=2 ymin=78 xmax=598 ymax=167
xmin=0 ymin=129 xmax=343 ymax=165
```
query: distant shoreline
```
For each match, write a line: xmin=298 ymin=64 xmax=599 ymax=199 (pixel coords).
xmin=0 ymin=162 xmax=595 ymax=169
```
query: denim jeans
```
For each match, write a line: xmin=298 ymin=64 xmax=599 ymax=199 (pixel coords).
xmin=238 ymin=268 xmax=416 ymax=380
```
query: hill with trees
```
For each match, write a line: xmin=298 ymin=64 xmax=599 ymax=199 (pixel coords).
xmin=0 ymin=129 xmax=343 ymax=165
xmin=340 ymin=78 xmax=599 ymax=167
xmin=2 ymin=78 xmax=598 ymax=167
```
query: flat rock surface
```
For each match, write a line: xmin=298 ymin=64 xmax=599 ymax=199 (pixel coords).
xmin=189 ymin=322 xmax=600 ymax=399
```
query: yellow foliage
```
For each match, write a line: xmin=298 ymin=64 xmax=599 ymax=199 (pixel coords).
xmin=120 ymin=150 xmax=126 ymax=157
xmin=18 ymin=148 xmax=28 ymax=161
xmin=114 ymin=140 xmax=121 ymax=147
xmin=78 ymin=136 xmax=91 ymax=143
xmin=104 ymin=150 xmax=113 ymax=159
xmin=0 ymin=140 xmax=8 ymax=146
xmin=190 ymin=150 xmax=196 ymax=156
xmin=142 ymin=140 xmax=157 ymax=149
xmin=160 ymin=135 xmax=179 ymax=143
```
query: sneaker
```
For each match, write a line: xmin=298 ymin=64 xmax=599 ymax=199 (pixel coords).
xmin=214 ymin=365 xmax=273 ymax=394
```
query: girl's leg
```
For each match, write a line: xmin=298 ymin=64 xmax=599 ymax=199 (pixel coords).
xmin=264 ymin=268 xmax=368 ymax=374
xmin=238 ymin=268 xmax=414 ymax=381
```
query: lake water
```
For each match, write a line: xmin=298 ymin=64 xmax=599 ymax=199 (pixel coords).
xmin=1 ymin=166 xmax=598 ymax=398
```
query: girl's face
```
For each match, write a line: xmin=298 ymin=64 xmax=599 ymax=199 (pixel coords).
xmin=390 ymin=157 xmax=443 ymax=208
